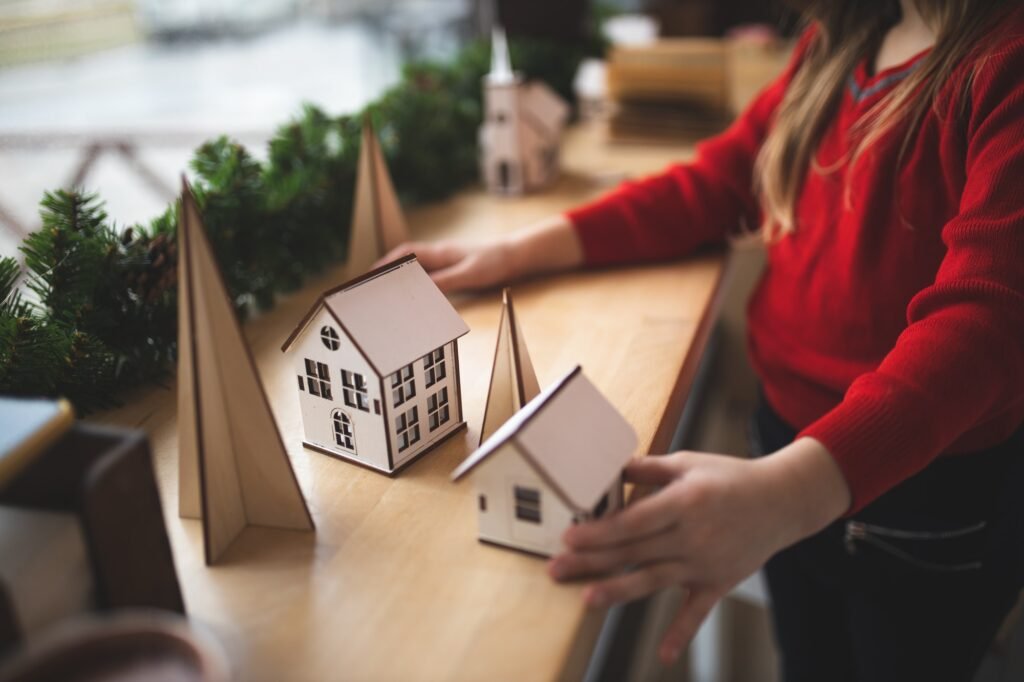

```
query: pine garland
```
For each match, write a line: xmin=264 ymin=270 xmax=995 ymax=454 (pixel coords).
xmin=0 ymin=34 xmax=601 ymax=413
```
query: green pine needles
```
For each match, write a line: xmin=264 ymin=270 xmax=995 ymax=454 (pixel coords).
xmin=0 ymin=35 xmax=596 ymax=413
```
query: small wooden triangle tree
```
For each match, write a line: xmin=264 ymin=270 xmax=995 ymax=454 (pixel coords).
xmin=346 ymin=117 xmax=410 ymax=277
xmin=177 ymin=179 xmax=314 ymax=565
xmin=479 ymin=288 xmax=541 ymax=445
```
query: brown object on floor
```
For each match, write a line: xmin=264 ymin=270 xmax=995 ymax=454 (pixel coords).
xmin=0 ymin=423 xmax=185 ymax=653
xmin=176 ymin=179 xmax=314 ymax=566
xmin=0 ymin=612 xmax=228 ymax=682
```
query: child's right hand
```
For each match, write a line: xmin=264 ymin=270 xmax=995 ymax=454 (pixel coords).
xmin=376 ymin=239 xmax=519 ymax=293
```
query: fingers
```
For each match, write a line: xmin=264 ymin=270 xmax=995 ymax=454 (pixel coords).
xmin=374 ymin=242 xmax=418 ymax=268
xmin=582 ymin=561 xmax=686 ymax=608
xmin=549 ymin=533 xmax=681 ymax=581
xmin=563 ymin=488 xmax=677 ymax=551
xmin=658 ymin=589 xmax=719 ymax=665
xmin=623 ymin=455 xmax=684 ymax=486
xmin=431 ymin=258 xmax=488 ymax=293
xmin=374 ymin=242 xmax=464 ymax=272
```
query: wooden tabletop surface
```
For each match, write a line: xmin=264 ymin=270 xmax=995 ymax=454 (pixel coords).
xmin=96 ymin=121 xmax=727 ymax=681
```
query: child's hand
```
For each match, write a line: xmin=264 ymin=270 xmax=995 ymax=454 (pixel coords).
xmin=375 ymin=239 xmax=517 ymax=293
xmin=376 ymin=214 xmax=584 ymax=293
xmin=548 ymin=439 xmax=850 ymax=665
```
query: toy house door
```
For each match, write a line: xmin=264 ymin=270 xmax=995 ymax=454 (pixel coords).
xmin=332 ymin=409 xmax=357 ymax=455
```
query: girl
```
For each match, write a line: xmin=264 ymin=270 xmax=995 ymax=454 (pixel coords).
xmin=386 ymin=1 xmax=1024 ymax=679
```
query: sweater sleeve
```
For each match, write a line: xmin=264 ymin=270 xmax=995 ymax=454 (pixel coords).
xmin=566 ymin=32 xmax=814 ymax=266
xmin=799 ymin=45 xmax=1024 ymax=513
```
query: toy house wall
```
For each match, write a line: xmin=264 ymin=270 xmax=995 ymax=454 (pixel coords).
xmin=473 ymin=443 xmax=627 ymax=557
xmin=473 ymin=443 xmax=573 ymax=556
xmin=291 ymin=309 xmax=390 ymax=472
xmin=383 ymin=340 xmax=463 ymax=470
xmin=481 ymin=84 xmax=525 ymax=194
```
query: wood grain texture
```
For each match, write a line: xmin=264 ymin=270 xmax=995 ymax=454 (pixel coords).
xmin=93 ymin=123 xmax=725 ymax=681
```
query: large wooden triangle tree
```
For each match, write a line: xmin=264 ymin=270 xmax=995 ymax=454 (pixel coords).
xmin=346 ymin=117 xmax=411 ymax=277
xmin=479 ymin=288 xmax=541 ymax=445
xmin=177 ymin=179 xmax=314 ymax=565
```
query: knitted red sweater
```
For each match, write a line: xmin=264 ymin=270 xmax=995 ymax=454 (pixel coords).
xmin=567 ymin=21 xmax=1024 ymax=512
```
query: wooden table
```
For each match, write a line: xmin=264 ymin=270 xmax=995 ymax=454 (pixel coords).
xmin=98 ymin=122 xmax=728 ymax=681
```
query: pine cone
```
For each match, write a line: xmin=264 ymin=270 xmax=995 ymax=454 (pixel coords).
xmin=128 ymin=234 xmax=177 ymax=303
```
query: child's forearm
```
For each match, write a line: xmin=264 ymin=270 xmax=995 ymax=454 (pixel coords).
xmin=756 ymin=436 xmax=852 ymax=545
xmin=503 ymin=214 xmax=585 ymax=280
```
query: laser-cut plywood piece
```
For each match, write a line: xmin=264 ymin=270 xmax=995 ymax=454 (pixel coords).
xmin=177 ymin=179 xmax=314 ymax=566
xmin=479 ymin=288 xmax=540 ymax=445
xmin=346 ymin=118 xmax=411 ymax=277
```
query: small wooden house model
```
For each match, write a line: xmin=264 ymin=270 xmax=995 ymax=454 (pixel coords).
xmin=281 ymin=254 xmax=469 ymax=474
xmin=451 ymin=366 xmax=638 ymax=557
xmin=478 ymin=27 xmax=570 ymax=195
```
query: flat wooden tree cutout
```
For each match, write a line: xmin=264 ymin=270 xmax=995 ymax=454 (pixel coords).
xmin=479 ymin=288 xmax=541 ymax=445
xmin=346 ymin=118 xmax=410 ymax=277
xmin=177 ymin=179 xmax=314 ymax=565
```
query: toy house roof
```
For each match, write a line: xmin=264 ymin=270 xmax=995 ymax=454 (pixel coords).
xmin=521 ymin=82 xmax=570 ymax=140
xmin=281 ymin=254 xmax=470 ymax=377
xmin=451 ymin=366 xmax=638 ymax=512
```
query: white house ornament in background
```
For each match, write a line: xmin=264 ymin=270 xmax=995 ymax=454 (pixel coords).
xmin=176 ymin=179 xmax=314 ymax=566
xmin=281 ymin=254 xmax=470 ymax=475
xmin=478 ymin=26 xmax=570 ymax=196
xmin=451 ymin=366 xmax=638 ymax=557
xmin=479 ymin=287 xmax=540 ymax=446
xmin=346 ymin=117 xmax=411 ymax=277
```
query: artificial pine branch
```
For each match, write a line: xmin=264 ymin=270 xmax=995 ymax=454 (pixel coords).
xmin=0 ymin=33 xmax=601 ymax=413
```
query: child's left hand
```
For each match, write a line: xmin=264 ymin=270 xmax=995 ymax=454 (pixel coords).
xmin=548 ymin=440 xmax=850 ymax=664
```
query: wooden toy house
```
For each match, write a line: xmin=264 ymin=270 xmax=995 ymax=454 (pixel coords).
xmin=281 ymin=254 xmax=470 ymax=474
xmin=478 ymin=27 xmax=570 ymax=195
xmin=451 ymin=366 xmax=638 ymax=557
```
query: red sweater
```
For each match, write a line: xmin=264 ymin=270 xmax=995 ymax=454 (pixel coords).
xmin=567 ymin=20 xmax=1024 ymax=513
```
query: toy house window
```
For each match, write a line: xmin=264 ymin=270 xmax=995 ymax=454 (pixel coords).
xmin=427 ymin=387 xmax=450 ymax=432
xmin=297 ymin=376 xmax=304 ymax=391
xmin=395 ymin=405 xmax=421 ymax=453
xmin=342 ymin=370 xmax=370 ymax=412
xmin=478 ymin=495 xmax=487 ymax=512
xmin=320 ymin=326 xmax=341 ymax=350
xmin=423 ymin=347 xmax=446 ymax=388
xmin=391 ymin=363 xmax=416 ymax=408
xmin=304 ymin=359 xmax=332 ymax=400
xmin=332 ymin=410 xmax=355 ymax=451
xmin=514 ymin=486 xmax=541 ymax=523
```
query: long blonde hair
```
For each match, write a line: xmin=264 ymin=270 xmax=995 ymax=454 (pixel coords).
xmin=755 ymin=0 xmax=1009 ymax=239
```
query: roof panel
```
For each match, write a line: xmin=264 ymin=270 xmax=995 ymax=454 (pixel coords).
xmin=451 ymin=366 xmax=638 ymax=512
xmin=323 ymin=257 xmax=469 ymax=376
xmin=516 ymin=370 xmax=637 ymax=511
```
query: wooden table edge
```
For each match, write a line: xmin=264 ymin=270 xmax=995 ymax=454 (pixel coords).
xmin=555 ymin=246 xmax=734 ymax=681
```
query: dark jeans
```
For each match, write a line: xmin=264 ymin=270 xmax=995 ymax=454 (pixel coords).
xmin=750 ymin=395 xmax=1024 ymax=682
